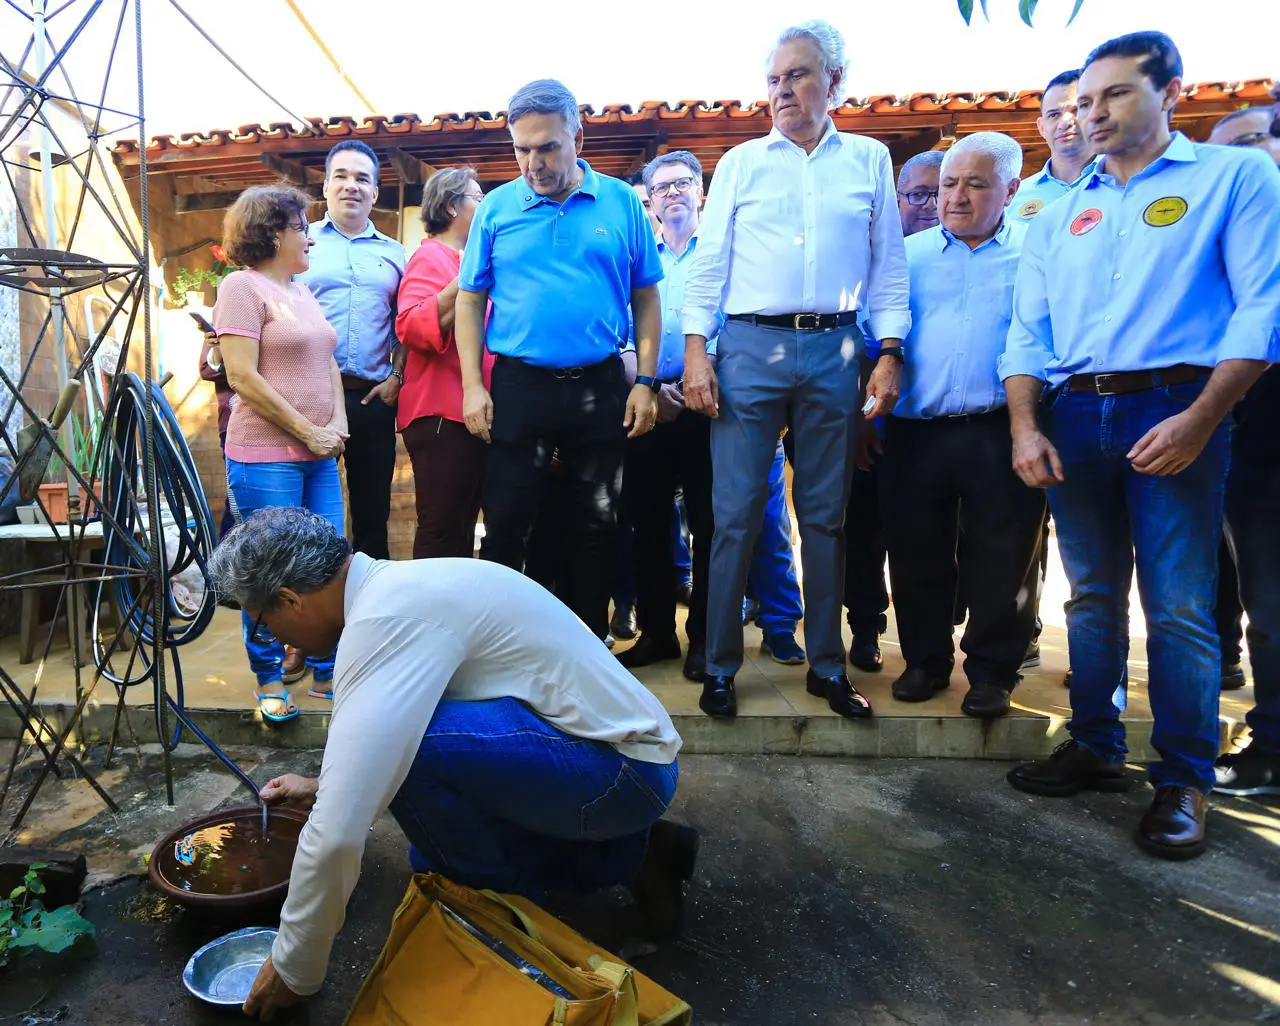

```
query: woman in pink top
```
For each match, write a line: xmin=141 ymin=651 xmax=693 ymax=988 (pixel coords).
xmin=396 ymin=167 xmax=495 ymax=558
xmin=214 ymin=184 xmax=347 ymax=723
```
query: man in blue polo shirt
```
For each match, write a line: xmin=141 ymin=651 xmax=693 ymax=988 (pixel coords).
xmin=456 ymin=79 xmax=662 ymax=642
xmin=1011 ymin=69 xmax=1094 ymax=223
xmin=999 ymin=31 xmax=1280 ymax=860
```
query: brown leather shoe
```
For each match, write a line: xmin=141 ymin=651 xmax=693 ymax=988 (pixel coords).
xmin=281 ymin=646 xmax=307 ymax=684
xmin=1136 ymin=786 xmax=1209 ymax=860
xmin=1007 ymin=739 xmax=1129 ymax=797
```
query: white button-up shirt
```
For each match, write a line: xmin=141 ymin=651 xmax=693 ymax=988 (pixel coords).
xmin=681 ymin=118 xmax=911 ymax=343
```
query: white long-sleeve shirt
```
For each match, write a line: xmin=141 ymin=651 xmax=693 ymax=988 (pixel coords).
xmin=681 ymin=118 xmax=911 ymax=343
xmin=271 ymin=554 xmax=681 ymax=996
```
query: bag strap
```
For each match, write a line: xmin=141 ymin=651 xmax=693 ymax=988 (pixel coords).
xmin=480 ymin=889 xmax=544 ymax=941
xmin=588 ymin=961 xmax=640 ymax=1026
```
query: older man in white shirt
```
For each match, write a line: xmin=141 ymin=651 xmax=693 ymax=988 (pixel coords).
xmin=682 ymin=20 xmax=911 ymax=720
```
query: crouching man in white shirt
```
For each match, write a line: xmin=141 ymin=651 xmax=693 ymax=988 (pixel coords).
xmin=208 ymin=507 xmax=693 ymax=1021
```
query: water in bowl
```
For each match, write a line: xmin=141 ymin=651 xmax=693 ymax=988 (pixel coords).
xmin=158 ymin=814 xmax=303 ymax=896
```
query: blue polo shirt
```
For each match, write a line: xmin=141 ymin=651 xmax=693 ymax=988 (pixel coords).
xmin=460 ymin=159 xmax=663 ymax=369
xmin=297 ymin=214 xmax=405 ymax=382
xmin=1000 ymin=134 xmax=1280 ymax=388
xmin=895 ymin=218 xmax=1026 ymax=419
xmin=1009 ymin=160 xmax=1079 ymax=222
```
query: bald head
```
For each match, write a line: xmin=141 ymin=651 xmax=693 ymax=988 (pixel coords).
xmin=1209 ymin=107 xmax=1280 ymax=166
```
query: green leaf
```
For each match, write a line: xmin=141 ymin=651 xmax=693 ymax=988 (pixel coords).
xmin=10 ymin=906 xmax=96 ymax=955
xmin=8 ymin=886 xmax=26 ymax=900
xmin=957 ymin=0 xmax=973 ymax=23
xmin=1019 ymin=0 xmax=1038 ymax=25
xmin=1067 ymin=0 xmax=1084 ymax=22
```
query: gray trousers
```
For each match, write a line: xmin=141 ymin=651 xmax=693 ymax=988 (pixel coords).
xmin=707 ymin=318 xmax=861 ymax=677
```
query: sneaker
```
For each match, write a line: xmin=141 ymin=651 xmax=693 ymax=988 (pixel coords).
xmin=1214 ymin=744 xmax=1280 ymax=796
xmin=760 ymin=630 xmax=806 ymax=665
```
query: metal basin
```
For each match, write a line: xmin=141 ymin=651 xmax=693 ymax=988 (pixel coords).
xmin=183 ymin=926 xmax=278 ymax=1006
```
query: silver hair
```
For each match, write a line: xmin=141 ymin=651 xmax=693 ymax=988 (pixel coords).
xmin=507 ymin=78 xmax=581 ymax=134
xmin=768 ymin=20 xmax=849 ymax=105
xmin=208 ymin=507 xmax=350 ymax=611
xmin=941 ymin=131 xmax=1025 ymax=185
xmin=641 ymin=150 xmax=703 ymax=193
xmin=897 ymin=149 xmax=944 ymax=190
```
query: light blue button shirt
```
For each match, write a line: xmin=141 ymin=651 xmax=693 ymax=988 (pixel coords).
xmin=296 ymin=214 xmax=405 ymax=382
xmin=622 ymin=234 xmax=720 ymax=379
xmin=1009 ymin=160 xmax=1079 ymax=222
xmin=894 ymin=219 xmax=1026 ymax=419
xmin=460 ymin=159 xmax=663 ymax=369
xmin=1000 ymin=134 xmax=1280 ymax=387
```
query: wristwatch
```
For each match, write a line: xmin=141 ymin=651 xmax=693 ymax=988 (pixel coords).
xmin=878 ymin=345 xmax=906 ymax=364
xmin=390 ymin=368 xmax=404 ymax=385
xmin=635 ymin=375 xmax=660 ymax=392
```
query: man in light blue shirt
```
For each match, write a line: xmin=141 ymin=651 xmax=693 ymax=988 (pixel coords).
xmin=1000 ymin=32 xmax=1280 ymax=860
xmin=880 ymin=132 xmax=1045 ymax=721
xmin=454 ymin=79 xmax=662 ymax=642
xmin=1010 ymin=69 xmax=1094 ymax=223
xmin=297 ymin=140 xmax=405 ymax=565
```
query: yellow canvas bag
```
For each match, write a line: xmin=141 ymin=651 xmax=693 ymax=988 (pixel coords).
xmin=344 ymin=873 xmax=693 ymax=1026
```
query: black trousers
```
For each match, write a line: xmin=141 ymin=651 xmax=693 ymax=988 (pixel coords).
xmin=881 ymin=411 xmax=1046 ymax=688
xmin=481 ymin=355 xmax=627 ymax=640
xmin=844 ymin=454 xmax=889 ymax=637
xmin=342 ymin=387 xmax=398 ymax=560
xmin=622 ymin=408 xmax=714 ymax=648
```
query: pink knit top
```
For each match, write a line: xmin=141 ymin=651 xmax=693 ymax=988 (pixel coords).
xmin=214 ymin=269 xmax=338 ymax=463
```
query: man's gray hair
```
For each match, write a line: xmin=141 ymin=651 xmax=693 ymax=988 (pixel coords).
xmin=208 ymin=507 xmax=350 ymax=611
xmin=897 ymin=149 xmax=944 ymax=190
xmin=508 ymin=78 xmax=581 ymax=134
xmin=769 ymin=20 xmax=849 ymax=105
xmin=941 ymin=131 xmax=1025 ymax=184
xmin=641 ymin=150 xmax=703 ymax=193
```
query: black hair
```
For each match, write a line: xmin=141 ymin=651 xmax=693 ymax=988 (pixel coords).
xmin=1083 ymin=31 xmax=1182 ymax=91
xmin=324 ymin=140 xmax=380 ymax=179
xmin=1044 ymin=69 xmax=1080 ymax=94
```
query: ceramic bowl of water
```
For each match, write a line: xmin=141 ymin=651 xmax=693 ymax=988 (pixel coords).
xmin=149 ymin=805 xmax=307 ymax=917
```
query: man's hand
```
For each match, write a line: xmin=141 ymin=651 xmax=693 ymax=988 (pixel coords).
xmin=243 ymin=955 xmax=305 ymax=1021
xmin=854 ymin=423 xmax=883 ymax=472
xmin=260 ymin=773 xmax=319 ymax=810
xmin=1127 ymin=409 xmax=1217 ymax=476
xmin=656 ymin=383 xmax=685 ymax=423
xmin=864 ymin=356 xmax=901 ymax=419
xmin=683 ymin=350 xmax=719 ymax=418
xmin=363 ymin=375 xmax=400 ymax=408
xmin=1012 ymin=428 xmax=1065 ymax=488
xmin=624 ymin=384 xmax=658 ymax=439
xmin=463 ymin=385 xmax=494 ymax=443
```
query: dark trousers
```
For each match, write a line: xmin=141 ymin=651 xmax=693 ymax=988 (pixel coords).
xmin=402 ymin=415 xmax=487 ymax=559
xmin=844 ymin=452 xmax=889 ymax=638
xmin=881 ymin=411 xmax=1046 ymax=688
xmin=342 ymin=387 xmax=398 ymax=560
xmin=481 ymin=356 xmax=627 ymax=640
xmin=622 ymin=409 xmax=714 ymax=648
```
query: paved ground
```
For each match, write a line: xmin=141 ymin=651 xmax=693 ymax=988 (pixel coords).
xmin=0 ymin=745 xmax=1277 ymax=1025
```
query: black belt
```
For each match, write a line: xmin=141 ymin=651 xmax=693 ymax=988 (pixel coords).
xmin=893 ymin=409 xmax=1007 ymax=426
xmin=495 ymin=354 xmax=619 ymax=380
xmin=727 ymin=312 xmax=860 ymax=331
xmin=1066 ymin=364 xmax=1208 ymax=396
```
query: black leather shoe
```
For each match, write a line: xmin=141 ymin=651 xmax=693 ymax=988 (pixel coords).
xmin=616 ymin=633 xmax=681 ymax=669
xmin=849 ymin=635 xmax=883 ymax=673
xmin=1062 ymin=668 xmax=1072 ymax=688
xmin=1007 ymin=739 xmax=1129 ymax=797
xmin=627 ymin=819 xmax=699 ymax=940
xmin=1214 ymin=744 xmax=1280 ymax=796
xmin=892 ymin=667 xmax=949 ymax=703
xmin=806 ymin=670 xmax=872 ymax=719
xmin=699 ymin=675 xmax=737 ymax=718
xmin=1136 ymin=786 xmax=1208 ymax=860
xmin=962 ymin=683 xmax=1012 ymax=719
xmin=682 ymin=645 xmax=706 ymax=682
xmin=610 ymin=604 xmax=638 ymax=641
xmin=1221 ymin=664 xmax=1246 ymax=690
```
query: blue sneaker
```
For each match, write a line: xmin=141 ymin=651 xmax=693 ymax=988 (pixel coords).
xmin=761 ymin=630 xmax=806 ymax=665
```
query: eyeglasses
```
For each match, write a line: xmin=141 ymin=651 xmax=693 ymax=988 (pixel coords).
xmin=1228 ymin=131 xmax=1275 ymax=149
xmin=898 ymin=189 xmax=938 ymax=207
xmin=650 ymin=176 xmax=698 ymax=198
xmin=247 ymin=609 xmax=271 ymax=645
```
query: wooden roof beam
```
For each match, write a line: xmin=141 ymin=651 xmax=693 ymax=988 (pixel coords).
xmin=262 ymin=153 xmax=325 ymax=185
xmin=389 ymin=147 xmax=436 ymax=185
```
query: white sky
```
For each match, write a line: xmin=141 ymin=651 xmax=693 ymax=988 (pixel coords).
xmin=1 ymin=0 xmax=1274 ymax=139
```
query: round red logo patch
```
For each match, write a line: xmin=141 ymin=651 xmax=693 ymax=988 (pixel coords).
xmin=1070 ymin=208 xmax=1103 ymax=237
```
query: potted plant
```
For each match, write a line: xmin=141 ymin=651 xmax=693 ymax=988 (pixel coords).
xmin=171 ymin=244 xmax=238 ymax=308
xmin=67 ymin=410 xmax=105 ymax=520
xmin=38 ymin=460 xmax=70 ymax=524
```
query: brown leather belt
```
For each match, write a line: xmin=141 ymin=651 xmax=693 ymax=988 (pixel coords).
xmin=1065 ymin=364 xmax=1208 ymax=396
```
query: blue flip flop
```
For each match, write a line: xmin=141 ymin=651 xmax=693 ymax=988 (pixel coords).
xmin=255 ymin=686 xmax=300 ymax=724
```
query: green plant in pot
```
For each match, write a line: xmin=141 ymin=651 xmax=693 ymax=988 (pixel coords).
xmin=171 ymin=244 xmax=238 ymax=307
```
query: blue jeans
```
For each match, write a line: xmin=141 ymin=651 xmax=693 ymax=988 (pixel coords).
xmin=225 ymin=457 xmax=345 ymax=687
xmin=1043 ymin=383 xmax=1230 ymax=792
xmin=748 ymin=443 xmax=804 ymax=634
xmin=672 ymin=498 xmax=692 ymax=587
xmin=1225 ymin=443 xmax=1280 ymax=753
xmin=389 ymin=698 xmax=678 ymax=897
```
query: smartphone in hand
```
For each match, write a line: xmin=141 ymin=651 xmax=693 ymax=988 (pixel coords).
xmin=189 ymin=311 xmax=215 ymax=335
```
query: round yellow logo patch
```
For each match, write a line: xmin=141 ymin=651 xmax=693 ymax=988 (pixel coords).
xmin=1143 ymin=196 xmax=1188 ymax=227
xmin=1018 ymin=199 xmax=1044 ymax=219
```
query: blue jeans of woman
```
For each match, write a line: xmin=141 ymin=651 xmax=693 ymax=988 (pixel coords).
xmin=1043 ymin=382 xmax=1229 ymax=793
xmin=225 ymin=457 xmax=344 ymax=687
xmin=389 ymin=698 xmax=679 ymax=897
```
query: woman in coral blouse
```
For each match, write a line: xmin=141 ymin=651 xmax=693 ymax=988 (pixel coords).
xmin=396 ymin=167 xmax=494 ymax=558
